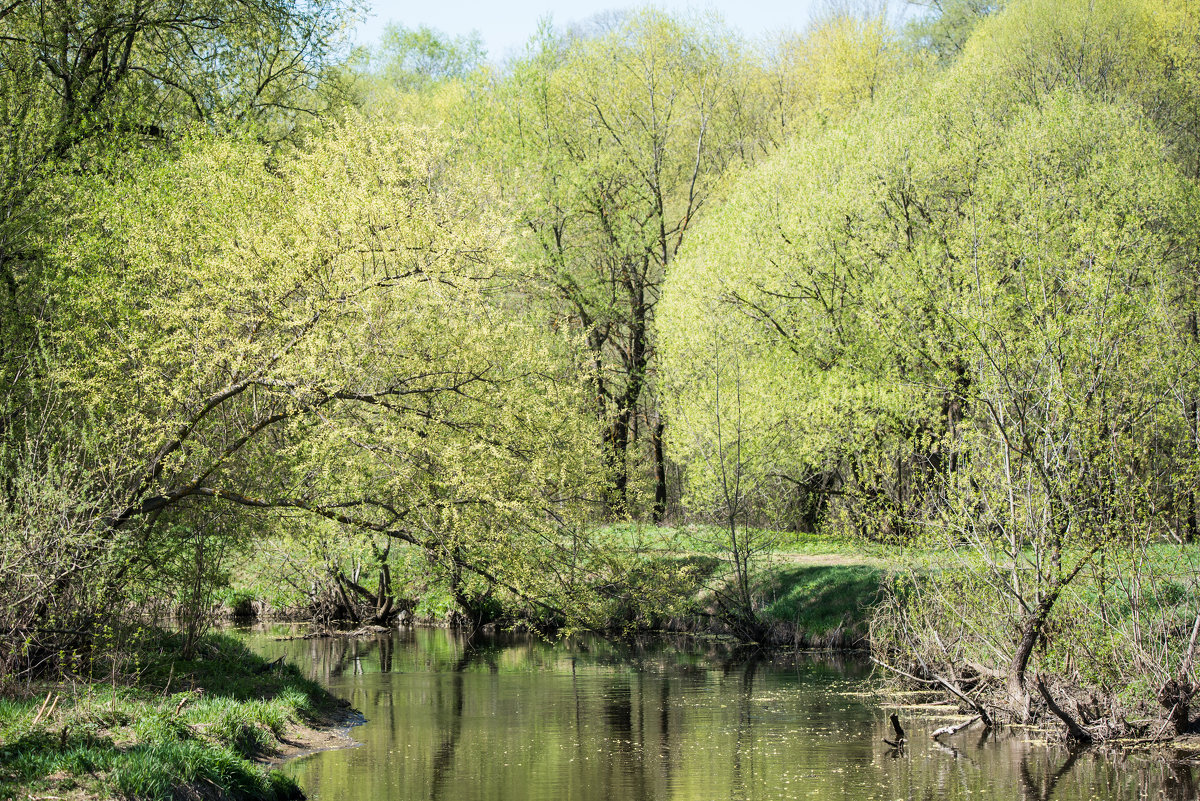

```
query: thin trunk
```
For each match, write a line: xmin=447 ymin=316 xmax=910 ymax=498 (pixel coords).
xmin=607 ymin=260 xmax=648 ymax=516
xmin=1006 ymin=546 xmax=1095 ymax=720
xmin=375 ymin=565 xmax=393 ymax=622
xmin=1036 ymin=676 xmax=1094 ymax=743
xmin=609 ymin=413 xmax=630 ymax=515
xmin=652 ymin=417 xmax=667 ymax=523
xmin=1189 ymin=311 xmax=1199 ymax=543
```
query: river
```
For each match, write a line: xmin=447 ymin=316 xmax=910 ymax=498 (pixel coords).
xmin=237 ymin=625 xmax=1193 ymax=801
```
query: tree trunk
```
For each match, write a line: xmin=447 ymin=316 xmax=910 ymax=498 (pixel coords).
xmin=1159 ymin=679 xmax=1194 ymax=735
xmin=1186 ymin=382 xmax=1197 ymax=542
xmin=652 ymin=416 xmax=667 ymax=523
xmin=375 ymin=563 xmax=394 ymax=623
xmin=334 ymin=576 xmax=361 ymax=624
xmin=1007 ymin=587 xmax=1062 ymax=721
xmin=607 ymin=413 xmax=630 ymax=515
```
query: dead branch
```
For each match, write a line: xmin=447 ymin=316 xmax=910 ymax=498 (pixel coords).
xmin=1181 ymin=611 xmax=1200 ymax=680
xmin=932 ymin=715 xmax=981 ymax=739
xmin=1036 ymin=675 xmax=1095 ymax=743
xmin=30 ymin=691 xmax=55 ymax=726
xmin=871 ymin=656 xmax=994 ymax=727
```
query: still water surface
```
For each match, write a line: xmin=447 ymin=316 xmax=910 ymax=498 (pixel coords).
xmin=239 ymin=626 xmax=1193 ymax=801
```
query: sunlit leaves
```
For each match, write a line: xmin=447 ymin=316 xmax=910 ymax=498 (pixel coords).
xmin=38 ymin=112 xmax=614 ymax=624
xmin=661 ymin=29 xmax=1197 ymax=543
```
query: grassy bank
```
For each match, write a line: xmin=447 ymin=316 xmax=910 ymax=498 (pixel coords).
xmin=756 ymin=562 xmax=887 ymax=644
xmin=224 ymin=525 xmax=892 ymax=648
xmin=0 ymin=630 xmax=351 ymax=800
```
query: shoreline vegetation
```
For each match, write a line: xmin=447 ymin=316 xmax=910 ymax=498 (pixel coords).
xmin=218 ymin=522 xmax=1200 ymax=749
xmin=220 ymin=526 xmax=889 ymax=649
xmin=0 ymin=524 xmax=1195 ymax=800
xmin=0 ymin=631 xmax=357 ymax=801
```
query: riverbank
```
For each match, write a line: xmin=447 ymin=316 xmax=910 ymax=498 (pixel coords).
xmin=216 ymin=526 xmax=1200 ymax=748
xmin=0 ymin=630 xmax=357 ymax=800
xmin=223 ymin=526 xmax=891 ymax=649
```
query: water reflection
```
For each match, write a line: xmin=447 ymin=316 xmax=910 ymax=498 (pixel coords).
xmin=1018 ymin=746 xmax=1083 ymax=801
xmin=1164 ymin=760 xmax=1196 ymax=801
xmin=234 ymin=626 xmax=1186 ymax=801
xmin=428 ymin=668 xmax=462 ymax=801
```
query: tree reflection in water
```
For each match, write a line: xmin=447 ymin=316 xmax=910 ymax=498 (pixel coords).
xmin=231 ymin=625 xmax=1194 ymax=801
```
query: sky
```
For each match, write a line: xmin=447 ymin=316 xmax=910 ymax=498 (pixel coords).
xmin=350 ymin=0 xmax=851 ymax=63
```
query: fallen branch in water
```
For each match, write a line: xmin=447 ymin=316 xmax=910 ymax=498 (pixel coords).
xmin=1036 ymin=675 xmax=1094 ymax=744
xmin=254 ymin=656 xmax=286 ymax=674
xmin=932 ymin=715 xmax=981 ymax=739
xmin=871 ymin=656 xmax=993 ymax=728
xmin=883 ymin=713 xmax=907 ymax=747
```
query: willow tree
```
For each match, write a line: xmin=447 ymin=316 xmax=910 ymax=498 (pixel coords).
xmin=762 ymin=8 xmax=909 ymax=141
xmin=0 ymin=0 xmax=354 ymax=304
xmin=0 ymin=113 xmax=623 ymax=678
xmin=661 ymin=0 xmax=1200 ymax=719
xmin=0 ymin=0 xmax=356 ymax=530
xmin=486 ymin=11 xmax=769 ymax=519
xmin=957 ymin=0 xmax=1200 ymax=544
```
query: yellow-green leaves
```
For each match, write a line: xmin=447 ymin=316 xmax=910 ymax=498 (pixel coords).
xmin=483 ymin=10 xmax=775 ymax=516
xmin=768 ymin=11 xmax=910 ymax=134
xmin=40 ymin=112 xmax=611 ymax=623
xmin=660 ymin=30 xmax=1197 ymax=542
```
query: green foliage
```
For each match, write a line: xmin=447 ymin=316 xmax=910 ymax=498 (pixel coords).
xmin=373 ymin=24 xmax=486 ymax=92
xmin=0 ymin=0 xmax=357 ymax=448
xmin=768 ymin=8 xmax=913 ymax=133
xmin=353 ymin=23 xmax=490 ymax=128
xmin=874 ymin=542 xmax=1200 ymax=716
xmin=0 ymin=0 xmax=355 ymax=152
xmin=662 ymin=42 xmax=1196 ymax=541
xmin=660 ymin=0 xmax=1200 ymax=717
xmin=485 ymin=9 xmax=772 ymax=517
xmin=0 ymin=0 xmax=360 ymax=685
xmin=1 ymin=107 xmax=623 ymax=673
xmin=6 ymin=0 xmax=1200 ymax=737
xmin=0 ymin=630 xmax=326 ymax=800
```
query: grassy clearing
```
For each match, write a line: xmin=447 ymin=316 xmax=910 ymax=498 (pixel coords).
xmin=0 ymin=630 xmax=343 ymax=800
xmin=607 ymin=524 xmax=891 ymax=641
xmin=593 ymin=522 xmax=875 ymax=558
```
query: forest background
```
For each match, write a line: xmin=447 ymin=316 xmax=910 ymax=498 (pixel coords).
xmin=3 ymin=0 xmax=1200 ymax=759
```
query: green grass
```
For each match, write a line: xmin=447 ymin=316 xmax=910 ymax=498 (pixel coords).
xmin=759 ymin=564 xmax=887 ymax=635
xmin=0 ymin=629 xmax=337 ymax=800
xmin=774 ymin=530 xmax=885 ymax=557
xmin=595 ymin=523 xmax=890 ymax=637
xmin=593 ymin=522 xmax=876 ymax=557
